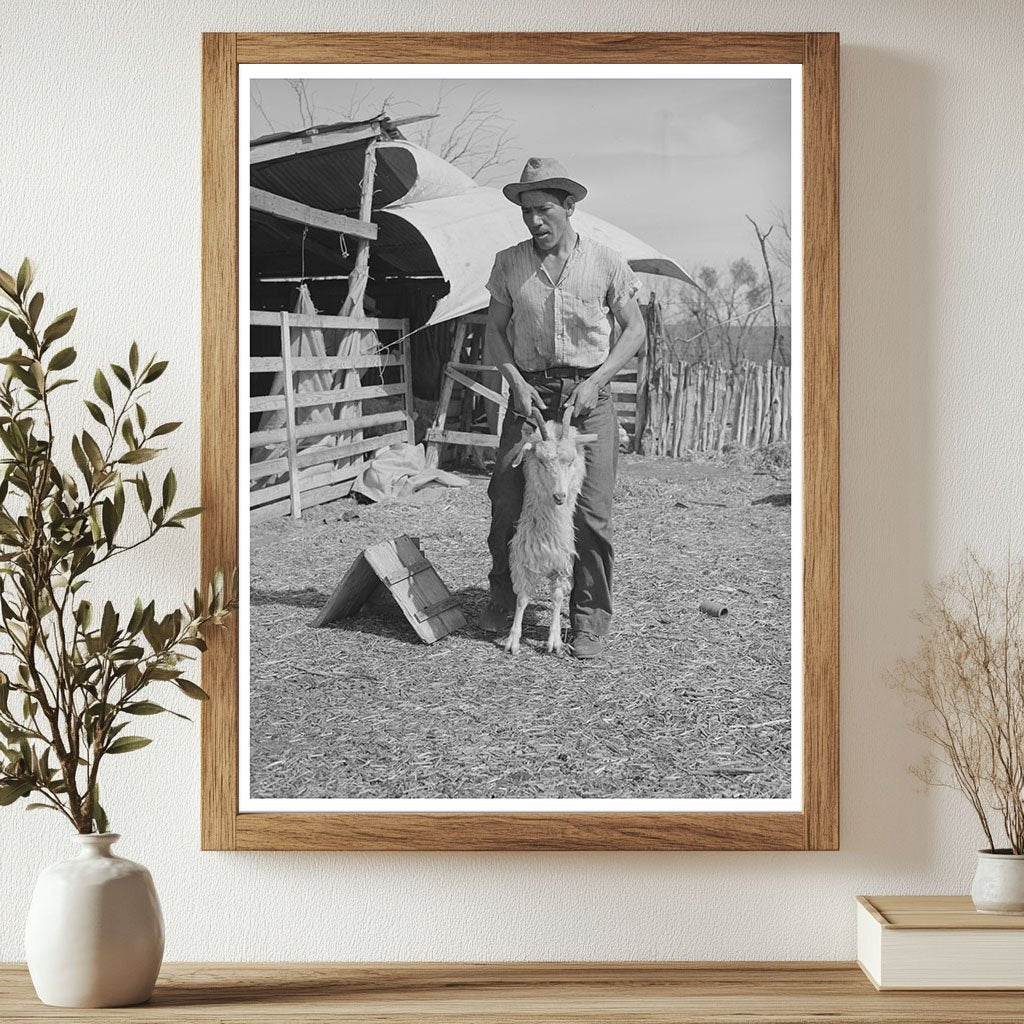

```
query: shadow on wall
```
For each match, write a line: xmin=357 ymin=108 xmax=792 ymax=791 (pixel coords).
xmin=838 ymin=46 xmax=938 ymax=870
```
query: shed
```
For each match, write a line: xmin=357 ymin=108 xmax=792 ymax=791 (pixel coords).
xmin=248 ymin=117 xmax=697 ymax=520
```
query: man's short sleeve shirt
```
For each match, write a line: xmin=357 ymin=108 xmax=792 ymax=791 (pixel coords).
xmin=485 ymin=234 xmax=642 ymax=372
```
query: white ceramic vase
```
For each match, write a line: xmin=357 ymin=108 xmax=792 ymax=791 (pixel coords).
xmin=24 ymin=833 xmax=164 ymax=1007
xmin=971 ymin=849 xmax=1024 ymax=915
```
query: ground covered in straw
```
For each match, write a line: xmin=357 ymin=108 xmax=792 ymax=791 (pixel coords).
xmin=248 ymin=451 xmax=792 ymax=800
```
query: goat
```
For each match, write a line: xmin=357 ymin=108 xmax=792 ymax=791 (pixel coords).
xmin=503 ymin=408 xmax=589 ymax=655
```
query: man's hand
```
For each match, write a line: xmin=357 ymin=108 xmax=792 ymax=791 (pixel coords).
xmin=512 ymin=377 xmax=545 ymax=418
xmin=565 ymin=377 xmax=601 ymax=420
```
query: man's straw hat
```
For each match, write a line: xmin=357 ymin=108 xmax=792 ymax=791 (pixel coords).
xmin=502 ymin=157 xmax=588 ymax=204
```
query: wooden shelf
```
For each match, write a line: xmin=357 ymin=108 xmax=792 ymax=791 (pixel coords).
xmin=3 ymin=962 xmax=1024 ymax=1022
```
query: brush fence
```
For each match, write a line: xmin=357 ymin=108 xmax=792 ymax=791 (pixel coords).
xmin=249 ymin=310 xmax=414 ymax=523
xmin=615 ymin=359 xmax=791 ymax=456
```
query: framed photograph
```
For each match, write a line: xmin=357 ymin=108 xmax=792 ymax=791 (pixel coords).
xmin=201 ymin=32 xmax=838 ymax=851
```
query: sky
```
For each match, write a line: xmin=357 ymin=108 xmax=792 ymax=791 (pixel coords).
xmin=250 ymin=74 xmax=793 ymax=276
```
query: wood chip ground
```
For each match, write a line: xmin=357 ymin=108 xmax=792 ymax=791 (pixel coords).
xmin=248 ymin=450 xmax=792 ymax=800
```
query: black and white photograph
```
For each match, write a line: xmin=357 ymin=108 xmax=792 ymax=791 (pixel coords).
xmin=240 ymin=65 xmax=802 ymax=810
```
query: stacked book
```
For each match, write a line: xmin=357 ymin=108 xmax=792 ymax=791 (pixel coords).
xmin=857 ymin=895 xmax=1024 ymax=989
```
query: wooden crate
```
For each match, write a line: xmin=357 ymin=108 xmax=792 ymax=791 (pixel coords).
xmin=311 ymin=535 xmax=466 ymax=643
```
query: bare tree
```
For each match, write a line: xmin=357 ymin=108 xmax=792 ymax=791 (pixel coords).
xmin=400 ymin=83 xmax=517 ymax=183
xmin=251 ymin=83 xmax=276 ymax=134
xmin=249 ymin=79 xmax=518 ymax=184
xmin=286 ymin=79 xmax=318 ymax=127
xmin=746 ymin=215 xmax=781 ymax=369
xmin=768 ymin=204 xmax=791 ymax=270
xmin=766 ymin=205 xmax=792 ymax=348
xmin=686 ymin=259 xmax=769 ymax=368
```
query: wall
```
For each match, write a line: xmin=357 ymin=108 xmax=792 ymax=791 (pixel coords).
xmin=2 ymin=0 xmax=1022 ymax=961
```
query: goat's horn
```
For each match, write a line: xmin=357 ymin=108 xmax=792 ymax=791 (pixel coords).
xmin=562 ymin=403 xmax=575 ymax=427
xmin=529 ymin=407 xmax=551 ymax=440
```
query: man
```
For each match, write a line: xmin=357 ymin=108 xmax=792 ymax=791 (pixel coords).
xmin=479 ymin=156 xmax=646 ymax=659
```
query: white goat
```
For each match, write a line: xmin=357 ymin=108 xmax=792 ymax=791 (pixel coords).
xmin=503 ymin=409 xmax=589 ymax=655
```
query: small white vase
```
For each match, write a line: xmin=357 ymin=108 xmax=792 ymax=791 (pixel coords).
xmin=971 ymin=849 xmax=1024 ymax=915
xmin=24 ymin=833 xmax=164 ymax=1007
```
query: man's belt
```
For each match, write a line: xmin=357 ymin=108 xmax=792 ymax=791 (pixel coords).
xmin=521 ymin=365 xmax=601 ymax=382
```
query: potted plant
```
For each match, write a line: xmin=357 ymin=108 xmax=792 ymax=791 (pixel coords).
xmin=894 ymin=549 xmax=1024 ymax=914
xmin=0 ymin=259 xmax=236 ymax=1005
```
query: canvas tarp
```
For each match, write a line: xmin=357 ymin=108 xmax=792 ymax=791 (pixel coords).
xmin=251 ymin=135 xmax=697 ymax=330
xmin=255 ymin=282 xmax=377 ymax=491
xmin=376 ymin=186 xmax=698 ymax=327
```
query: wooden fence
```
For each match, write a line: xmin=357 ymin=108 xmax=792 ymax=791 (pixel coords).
xmin=249 ymin=310 xmax=414 ymax=523
xmin=608 ymin=292 xmax=792 ymax=456
xmin=423 ymin=334 xmax=792 ymax=461
xmin=623 ymin=358 xmax=791 ymax=456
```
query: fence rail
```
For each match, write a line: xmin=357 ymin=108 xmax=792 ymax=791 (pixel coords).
xmin=249 ymin=310 xmax=413 ymax=522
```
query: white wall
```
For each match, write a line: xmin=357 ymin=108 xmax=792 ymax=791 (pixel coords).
xmin=2 ymin=0 xmax=1022 ymax=961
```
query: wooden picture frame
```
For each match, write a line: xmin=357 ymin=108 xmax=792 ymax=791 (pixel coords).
xmin=201 ymin=32 xmax=838 ymax=851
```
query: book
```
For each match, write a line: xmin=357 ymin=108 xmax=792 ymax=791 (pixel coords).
xmin=857 ymin=895 xmax=1024 ymax=990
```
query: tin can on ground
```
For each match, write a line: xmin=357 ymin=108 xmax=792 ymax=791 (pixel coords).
xmin=699 ymin=600 xmax=728 ymax=618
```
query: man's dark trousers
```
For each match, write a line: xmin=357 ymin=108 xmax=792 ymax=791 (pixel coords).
xmin=486 ymin=376 xmax=618 ymax=637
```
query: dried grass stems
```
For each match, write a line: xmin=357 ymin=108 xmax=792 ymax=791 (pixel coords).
xmin=894 ymin=550 xmax=1024 ymax=853
xmin=249 ymin=450 xmax=792 ymax=801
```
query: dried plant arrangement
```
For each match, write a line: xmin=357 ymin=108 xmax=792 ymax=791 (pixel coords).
xmin=894 ymin=549 xmax=1024 ymax=854
xmin=0 ymin=259 xmax=236 ymax=833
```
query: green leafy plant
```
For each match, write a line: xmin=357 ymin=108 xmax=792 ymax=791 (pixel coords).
xmin=0 ymin=259 xmax=236 ymax=833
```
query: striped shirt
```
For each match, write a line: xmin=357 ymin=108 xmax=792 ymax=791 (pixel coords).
xmin=485 ymin=234 xmax=642 ymax=372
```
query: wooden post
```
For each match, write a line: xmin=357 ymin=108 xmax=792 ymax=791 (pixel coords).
xmin=424 ymin=319 xmax=467 ymax=470
xmin=646 ymin=295 xmax=667 ymax=456
xmin=738 ymin=363 xmax=750 ymax=447
xmin=672 ymin=361 xmax=686 ymax=457
xmin=334 ymin=137 xmax=380 ymax=465
xmin=680 ymin=363 xmax=695 ymax=452
xmin=658 ymin=371 xmax=667 ymax=455
xmin=709 ymin=364 xmax=718 ymax=451
xmin=716 ymin=365 xmax=728 ymax=450
xmin=402 ymin=331 xmax=415 ymax=444
xmin=703 ymin=364 xmax=711 ymax=452
xmin=720 ymin=370 xmax=730 ymax=450
xmin=772 ymin=365 xmax=784 ymax=442
xmin=279 ymin=311 xmax=302 ymax=519
xmin=346 ymin=140 xmax=378 ymax=315
xmin=725 ymin=369 xmax=738 ymax=448
xmin=747 ymin=365 xmax=757 ymax=447
xmin=671 ymin=362 xmax=679 ymax=454
xmin=702 ymin=365 xmax=711 ymax=452
xmin=703 ymin=365 xmax=712 ymax=452
xmin=761 ymin=365 xmax=770 ymax=446
xmin=734 ymin=367 xmax=745 ymax=447
xmin=781 ymin=366 xmax=790 ymax=441
xmin=753 ymin=365 xmax=763 ymax=448
xmin=710 ymin=364 xmax=721 ymax=451
xmin=692 ymin=365 xmax=701 ymax=453
xmin=457 ymin=325 xmax=483 ymax=454
xmin=634 ymin=292 xmax=655 ymax=451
